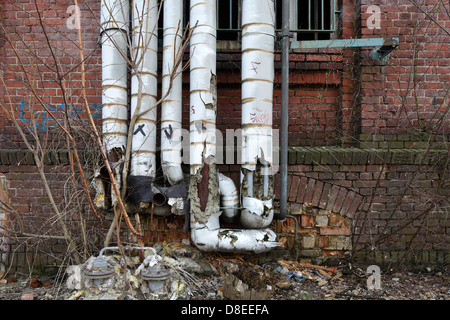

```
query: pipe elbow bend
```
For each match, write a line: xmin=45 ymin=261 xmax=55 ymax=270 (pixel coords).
xmin=162 ymin=163 xmax=185 ymax=185
xmin=190 ymin=227 xmax=281 ymax=254
xmin=240 ymin=197 xmax=274 ymax=229
xmin=217 ymin=172 xmax=239 ymax=223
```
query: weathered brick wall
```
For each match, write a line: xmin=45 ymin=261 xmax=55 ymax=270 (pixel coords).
xmin=0 ymin=0 xmax=448 ymax=272
xmin=269 ymin=148 xmax=449 ymax=266
xmin=358 ymin=0 xmax=449 ymax=142
xmin=0 ymin=0 xmax=102 ymax=149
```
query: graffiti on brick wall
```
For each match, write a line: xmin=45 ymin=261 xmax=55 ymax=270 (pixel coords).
xmin=18 ymin=101 xmax=101 ymax=130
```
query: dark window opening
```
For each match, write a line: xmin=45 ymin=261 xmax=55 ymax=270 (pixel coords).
xmin=157 ymin=0 xmax=342 ymax=42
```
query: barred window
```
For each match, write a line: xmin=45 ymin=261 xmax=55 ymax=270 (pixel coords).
xmin=158 ymin=1 xmax=343 ymax=42
xmin=217 ymin=0 xmax=342 ymax=41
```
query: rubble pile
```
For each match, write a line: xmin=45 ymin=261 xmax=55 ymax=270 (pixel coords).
xmin=1 ymin=243 xmax=448 ymax=300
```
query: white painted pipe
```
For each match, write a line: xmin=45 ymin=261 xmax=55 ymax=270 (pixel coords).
xmin=240 ymin=0 xmax=275 ymax=229
xmin=189 ymin=0 xmax=217 ymax=175
xmin=101 ymin=0 xmax=129 ymax=33
xmin=101 ymin=0 xmax=129 ymax=155
xmin=241 ymin=0 xmax=274 ymax=171
xmin=217 ymin=172 xmax=239 ymax=223
xmin=191 ymin=215 xmax=281 ymax=253
xmin=161 ymin=0 xmax=184 ymax=185
xmin=189 ymin=0 xmax=281 ymax=253
xmin=130 ymin=0 xmax=158 ymax=178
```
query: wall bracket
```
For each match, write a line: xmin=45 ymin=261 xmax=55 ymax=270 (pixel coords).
xmin=289 ymin=37 xmax=399 ymax=62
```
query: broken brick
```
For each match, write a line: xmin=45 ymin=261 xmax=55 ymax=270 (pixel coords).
xmin=42 ymin=281 xmax=52 ymax=287
xmin=29 ymin=278 xmax=41 ymax=288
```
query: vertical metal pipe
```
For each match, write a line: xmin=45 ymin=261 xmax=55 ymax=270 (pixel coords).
xmin=308 ymin=0 xmax=311 ymax=30
xmin=314 ymin=0 xmax=318 ymax=39
xmin=321 ymin=0 xmax=324 ymax=31
xmin=277 ymin=0 xmax=289 ymax=221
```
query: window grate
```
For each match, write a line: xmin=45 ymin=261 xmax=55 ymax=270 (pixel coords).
xmin=158 ymin=0 xmax=341 ymax=41
xmin=217 ymin=0 xmax=341 ymax=41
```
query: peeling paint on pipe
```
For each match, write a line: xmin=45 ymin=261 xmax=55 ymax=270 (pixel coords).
xmin=240 ymin=0 xmax=275 ymax=228
xmin=188 ymin=0 xmax=281 ymax=254
xmin=101 ymin=0 xmax=129 ymax=206
xmin=189 ymin=163 xmax=280 ymax=253
xmin=101 ymin=30 xmax=128 ymax=155
xmin=191 ymin=221 xmax=281 ymax=254
xmin=240 ymin=197 xmax=274 ymax=229
xmin=189 ymin=0 xmax=217 ymax=176
xmin=130 ymin=0 xmax=158 ymax=180
xmin=161 ymin=0 xmax=184 ymax=185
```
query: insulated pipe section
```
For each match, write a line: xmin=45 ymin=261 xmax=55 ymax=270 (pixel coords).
xmin=130 ymin=0 xmax=158 ymax=179
xmin=161 ymin=0 xmax=185 ymax=185
xmin=189 ymin=0 xmax=217 ymax=175
xmin=190 ymin=211 xmax=281 ymax=254
xmin=240 ymin=0 xmax=275 ymax=229
xmin=188 ymin=0 xmax=281 ymax=254
xmin=241 ymin=0 xmax=275 ymax=171
xmin=101 ymin=0 xmax=129 ymax=156
xmin=217 ymin=172 xmax=239 ymax=223
xmin=100 ymin=0 xmax=129 ymax=32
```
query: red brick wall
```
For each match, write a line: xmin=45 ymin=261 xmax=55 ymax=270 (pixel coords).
xmin=1 ymin=0 xmax=448 ymax=146
xmin=358 ymin=0 xmax=450 ymax=138
xmin=0 ymin=0 xmax=102 ymax=149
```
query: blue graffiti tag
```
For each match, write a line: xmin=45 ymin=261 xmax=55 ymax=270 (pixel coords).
xmin=18 ymin=101 xmax=101 ymax=130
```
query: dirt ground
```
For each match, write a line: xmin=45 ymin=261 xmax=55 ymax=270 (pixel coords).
xmin=1 ymin=259 xmax=448 ymax=301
